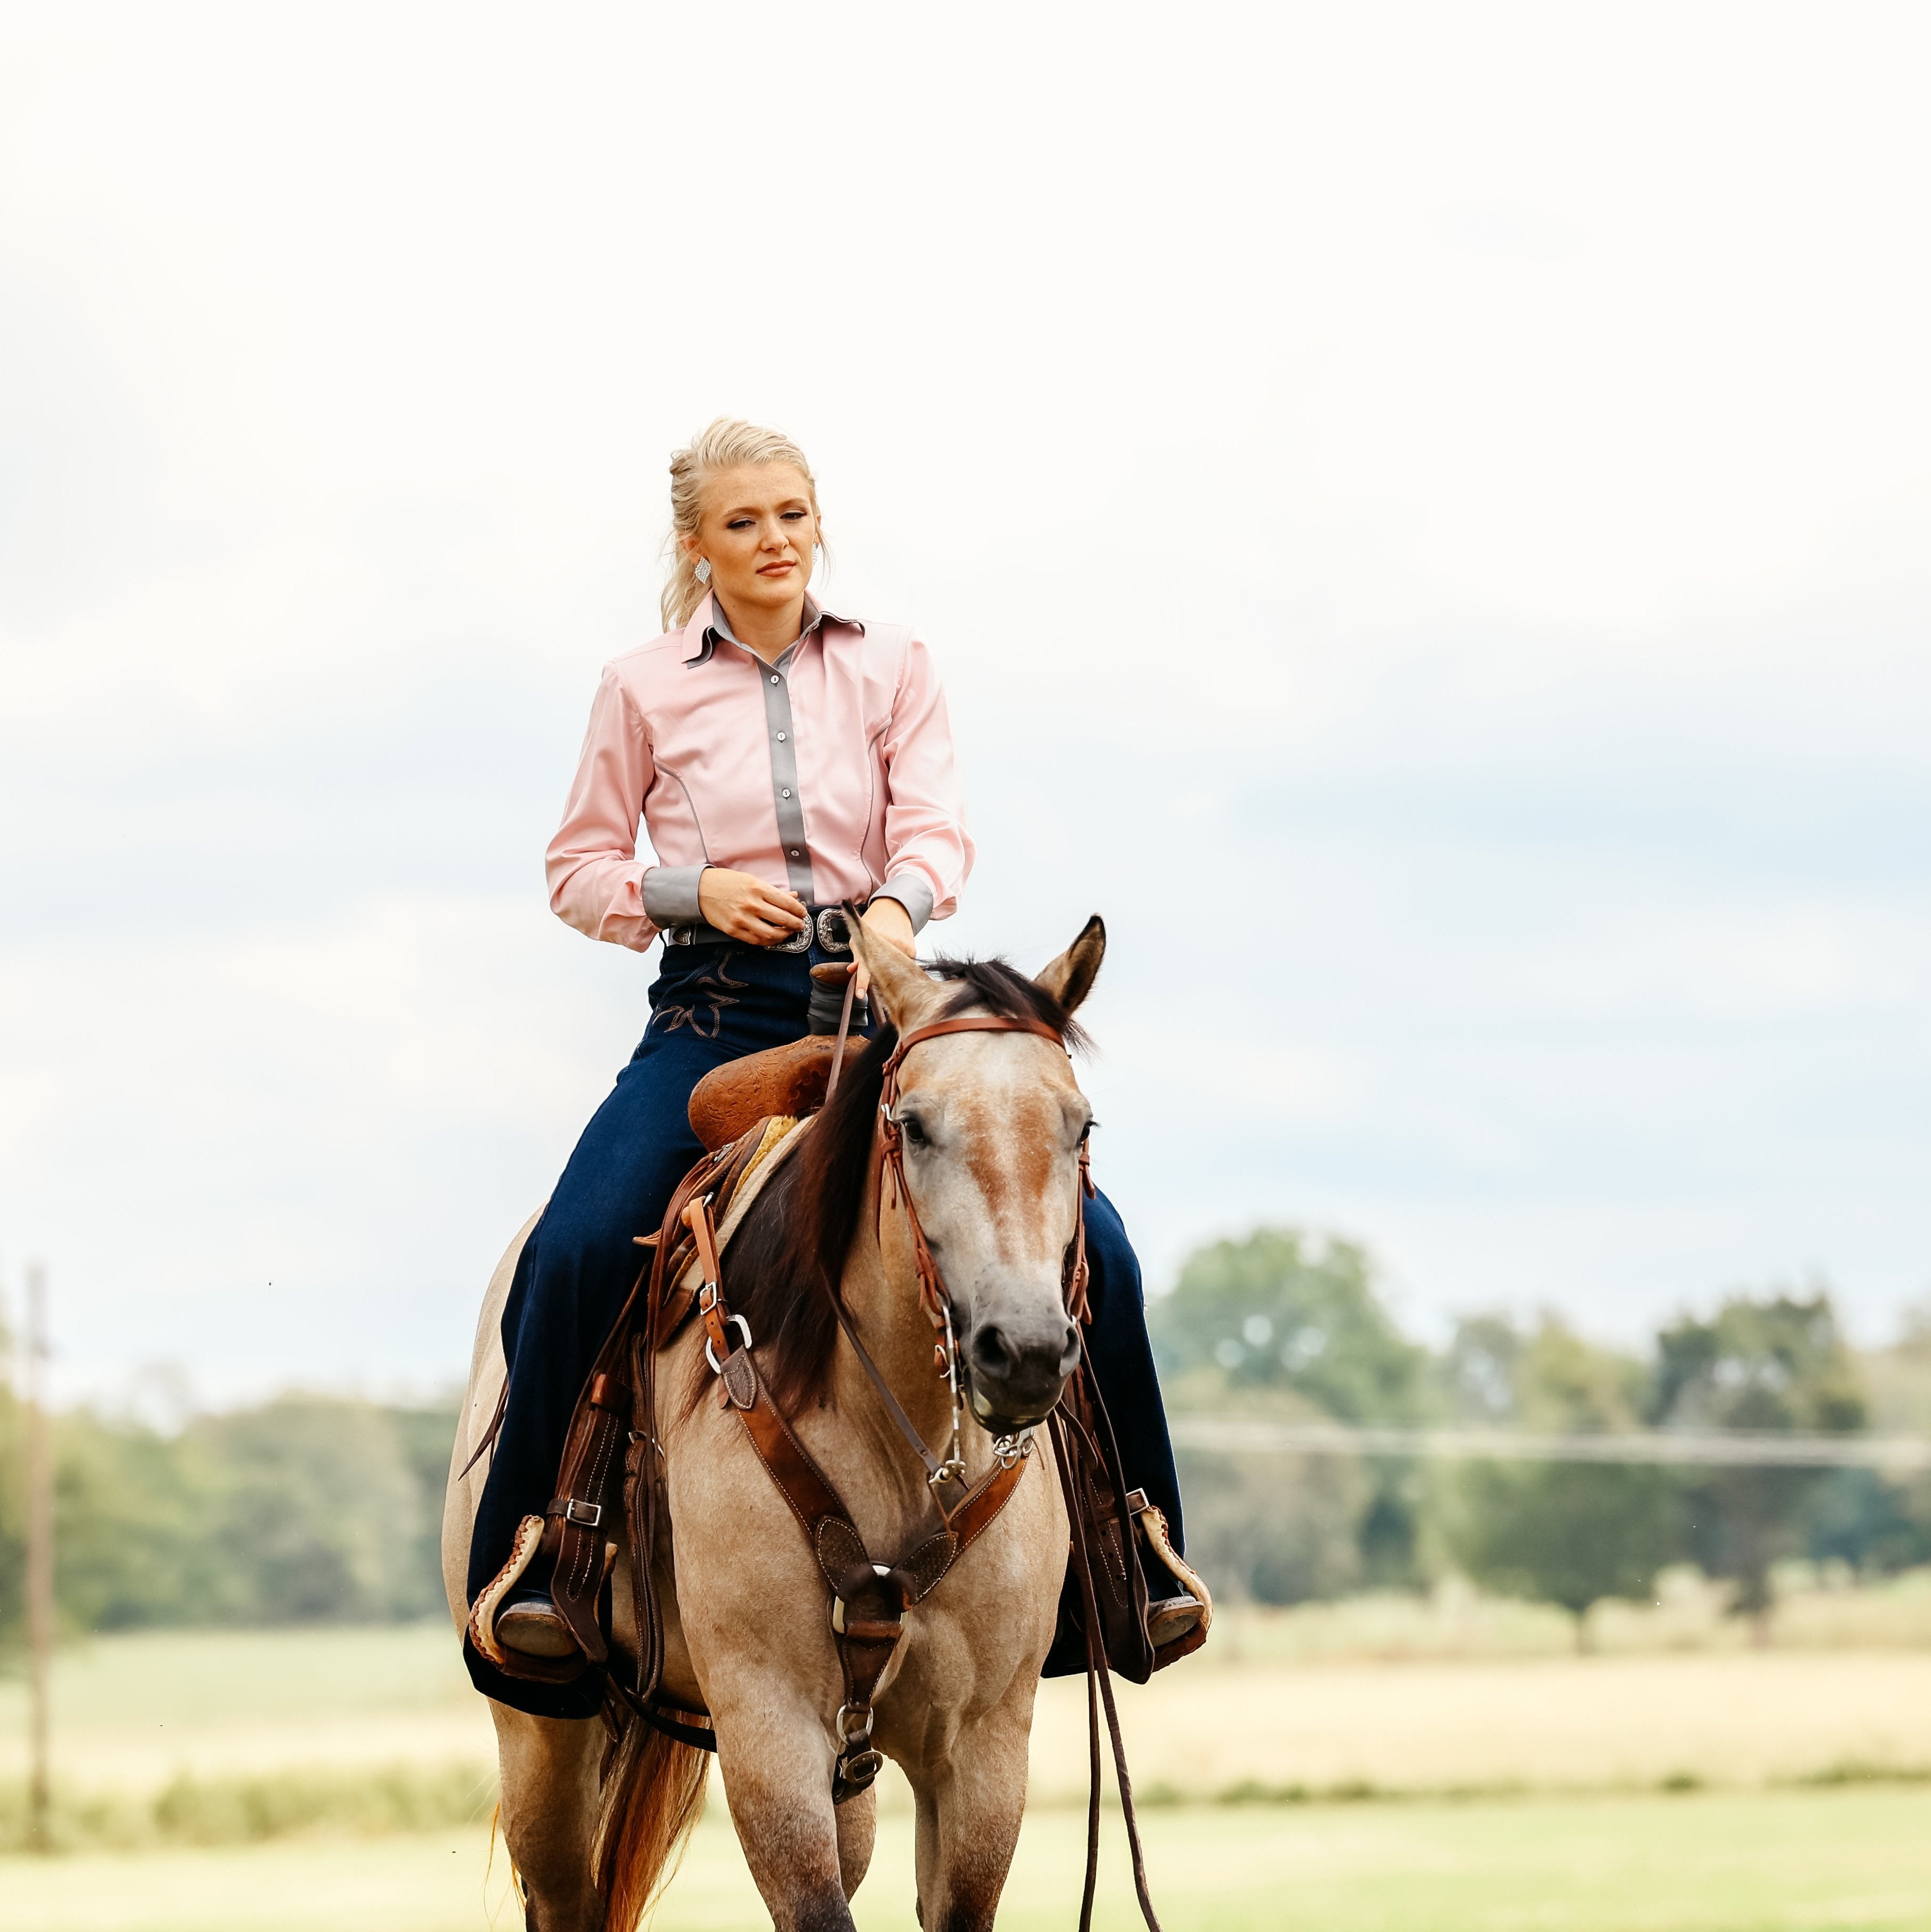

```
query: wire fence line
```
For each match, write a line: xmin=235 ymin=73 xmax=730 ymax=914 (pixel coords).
xmin=1167 ymin=1418 xmax=1931 ymax=1471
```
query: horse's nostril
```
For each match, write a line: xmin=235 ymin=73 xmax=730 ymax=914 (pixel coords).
xmin=1058 ymin=1322 xmax=1082 ymax=1374
xmin=971 ymin=1324 xmax=1020 ymax=1378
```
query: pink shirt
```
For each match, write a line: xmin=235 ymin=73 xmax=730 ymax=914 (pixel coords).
xmin=546 ymin=594 xmax=975 ymax=952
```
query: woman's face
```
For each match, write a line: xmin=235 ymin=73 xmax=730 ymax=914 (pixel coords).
xmin=687 ymin=464 xmax=819 ymax=620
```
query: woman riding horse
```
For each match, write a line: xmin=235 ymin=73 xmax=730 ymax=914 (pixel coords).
xmin=464 ymin=416 xmax=1197 ymax=1709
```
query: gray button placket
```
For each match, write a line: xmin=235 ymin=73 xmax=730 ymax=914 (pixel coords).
xmin=760 ymin=648 xmax=816 ymax=900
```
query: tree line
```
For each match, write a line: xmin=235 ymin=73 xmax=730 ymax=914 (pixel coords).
xmin=1149 ymin=1228 xmax=1931 ymax=1634
xmin=3 ymin=1229 xmax=1930 ymax=1645
xmin=0 ymin=1373 xmax=457 ymax=1647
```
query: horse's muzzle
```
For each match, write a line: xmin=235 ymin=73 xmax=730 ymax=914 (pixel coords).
xmin=964 ymin=1313 xmax=1082 ymax=1432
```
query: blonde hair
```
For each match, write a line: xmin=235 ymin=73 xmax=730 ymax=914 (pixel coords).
xmin=661 ymin=417 xmax=823 ymax=631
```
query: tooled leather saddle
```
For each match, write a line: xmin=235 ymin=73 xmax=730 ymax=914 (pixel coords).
xmin=469 ymin=1019 xmax=1209 ymax=1731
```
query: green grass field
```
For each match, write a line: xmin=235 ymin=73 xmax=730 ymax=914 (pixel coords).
xmin=5 ymin=1610 xmax=1931 ymax=1928
xmin=5 ymin=1787 xmax=1931 ymax=1931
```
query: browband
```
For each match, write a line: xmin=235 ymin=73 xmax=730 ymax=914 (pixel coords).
xmin=885 ymin=1014 xmax=1066 ymax=1071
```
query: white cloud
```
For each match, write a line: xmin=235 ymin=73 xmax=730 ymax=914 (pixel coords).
xmin=4 ymin=3 xmax=1930 ymax=1389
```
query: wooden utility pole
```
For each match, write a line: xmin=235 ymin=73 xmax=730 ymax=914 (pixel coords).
xmin=24 ymin=1259 xmax=52 ymax=1855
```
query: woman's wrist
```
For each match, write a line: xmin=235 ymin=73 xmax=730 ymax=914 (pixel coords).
xmin=698 ymin=866 xmax=809 ymax=943
xmin=860 ymin=894 xmax=917 ymax=956
xmin=873 ymin=874 xmax=933 ymax=933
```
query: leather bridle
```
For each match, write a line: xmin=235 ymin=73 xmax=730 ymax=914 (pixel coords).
xmin=877 ymin=1012 xmax=1096 ymax=1330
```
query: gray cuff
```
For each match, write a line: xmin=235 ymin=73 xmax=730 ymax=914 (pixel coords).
xmin=874 ymin=873 xmax=935 ymax=933
xmin=642 ymin=864 xmax=708 ymax=927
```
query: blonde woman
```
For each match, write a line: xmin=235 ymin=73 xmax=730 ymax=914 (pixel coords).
xmin=465 ymin=419 xmax=1191 ymax=1713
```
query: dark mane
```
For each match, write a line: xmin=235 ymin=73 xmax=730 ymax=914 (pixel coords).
xmin=690 ymin=955 xmax=1085 ymax=1416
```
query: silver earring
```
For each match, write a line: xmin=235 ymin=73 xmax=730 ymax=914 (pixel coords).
xmin=694 ymin=558 xmax=711 ymax=585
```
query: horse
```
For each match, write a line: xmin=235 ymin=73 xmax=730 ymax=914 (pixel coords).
xmin=443 ymin=916 xmax=1112 ymax=1932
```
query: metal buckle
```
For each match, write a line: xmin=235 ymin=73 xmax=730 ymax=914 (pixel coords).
xmin=815 ymin=906 xmax=854 ymax=953
xmin=774 ymin=922 xmax=811 ymax=953
xmin=835 ymin=1747 xmax=885 ymax=1796
xmin=704 ymin=1313 xmax=753 ymax=1374
xmin=834 ymin=1703 xmax=876 ymax=1746
xmin=561 ymin=1498 xmax=603 ymax=1528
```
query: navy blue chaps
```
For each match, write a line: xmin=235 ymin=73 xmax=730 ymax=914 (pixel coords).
xmin=465 ymin=937 xmax=1181 ymax=1716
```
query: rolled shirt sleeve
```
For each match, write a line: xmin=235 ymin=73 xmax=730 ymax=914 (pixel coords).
xmin=876 ymin=633 xmax=975 ymax=926
xmin=545 ymin=668 xmax=664 ymax=952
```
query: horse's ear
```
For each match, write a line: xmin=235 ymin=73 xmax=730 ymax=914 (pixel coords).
xmin=850 ymin=918 xmax=946 ymax=1034
xmin=1035 ymin=915 xmax=1106 ymax=1014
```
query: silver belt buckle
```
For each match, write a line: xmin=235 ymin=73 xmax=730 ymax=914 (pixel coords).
xmin=815 ymin=907 xmax=854 ymax=953
xmin=775 ymin=923 xmax=812 ymax=953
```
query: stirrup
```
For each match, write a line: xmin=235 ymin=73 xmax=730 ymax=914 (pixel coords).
xmin=1147 ymin=1594 xmax=1205 ymax=1650
xmin=495 ymin=1585 xmax=580 ymax=1660
xmin=1126 ymin=1487 xmax=1214 ymax=1658
xmin=469 ymin=1512 xmax=589 ymax=1677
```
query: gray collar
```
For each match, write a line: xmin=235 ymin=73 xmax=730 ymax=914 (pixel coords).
xmin=684 ymin=591 xmax=859 ymax=668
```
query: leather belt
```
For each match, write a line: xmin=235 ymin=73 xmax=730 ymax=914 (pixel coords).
xmin=662 ymin=902 xmax=865 ymax=953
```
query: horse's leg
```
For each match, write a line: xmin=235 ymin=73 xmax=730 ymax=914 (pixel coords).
xmin=713 ymin=1709 xmax=858 ymax=1932
xmin=834 ymin=1783 xmax=877 ymax=1899
xmin=906 ymin=1697 xmax=1035 ymax=1932
xmin=490 ymin=1705 xmax=605 ymax=1932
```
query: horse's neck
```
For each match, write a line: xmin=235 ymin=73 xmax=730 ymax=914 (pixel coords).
xmin=830 ymin=1148 xmax=959 ymax=1472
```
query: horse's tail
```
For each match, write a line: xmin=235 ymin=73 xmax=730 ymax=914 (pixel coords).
xmin=593 ymin=1714 xmax=709 ymax=1932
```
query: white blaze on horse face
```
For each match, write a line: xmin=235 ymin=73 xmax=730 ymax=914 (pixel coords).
xmin=895 ymin=1032 xmax=1087 ymax=1429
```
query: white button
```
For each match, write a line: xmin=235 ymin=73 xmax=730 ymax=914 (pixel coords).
xmin=770 ymin=673 xmax=780 ymax=683
xmin=776 ymin=731 xmax=787 ymax=741
xmin=781 ymin=788 xmax=792 ymax=799
xmin=789 ymin=848 xmax=801 ymax=858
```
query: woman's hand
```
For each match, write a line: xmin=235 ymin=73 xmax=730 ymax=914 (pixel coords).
xmin=696 ymin=867 xmax=810 ymax=945
xmin=854 ymin=895 xmax=917 ymax=997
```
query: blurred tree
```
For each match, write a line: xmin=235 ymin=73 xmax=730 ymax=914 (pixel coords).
xmin=1175 ymin=1443 xmax=1376 ymax=1606
xmin=1440 ymin=1315 xmax=1679 ymax=1647
xmin=1840 ymin=1303 xmax=1931 ymax=1573
xmin=1152 ymin=1227 xmax=1434 ymax=1594
xmin=51 ymin=1414 xmax=214 ymax=1630
xmin=390 ymin=1405 xmax=462 ymax=1617
xmin=1152 ymin=1228 xmax=1431 ymax=1423
xmin=0 ymin=1388 xmax=457 ymax=1641
xmin=0 ymin=1301 xmax=22 ymax=1653
xmin=194 ymin=1399 xmax=445 ymax=1622
xmin=1804 ymin=1465 xmax=1931 ymax=1575
xmin=1648 ymin=1290 xmax=1866 ymax=1638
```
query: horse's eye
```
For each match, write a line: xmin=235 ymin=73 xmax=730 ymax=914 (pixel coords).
xmin=902 ymin=1114 xmax=929 ymax=1147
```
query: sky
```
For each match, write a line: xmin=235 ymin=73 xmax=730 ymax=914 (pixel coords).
xmin=2 ymin=3 xmax=1929 ymax=1404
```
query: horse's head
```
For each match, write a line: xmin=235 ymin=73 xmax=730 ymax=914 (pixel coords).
xmin=851 ymin=916 xmax=1108 ymax=1434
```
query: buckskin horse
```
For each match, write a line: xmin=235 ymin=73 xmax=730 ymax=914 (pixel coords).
xmin=444 ymin=916 xmax=1180 ymax=1931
